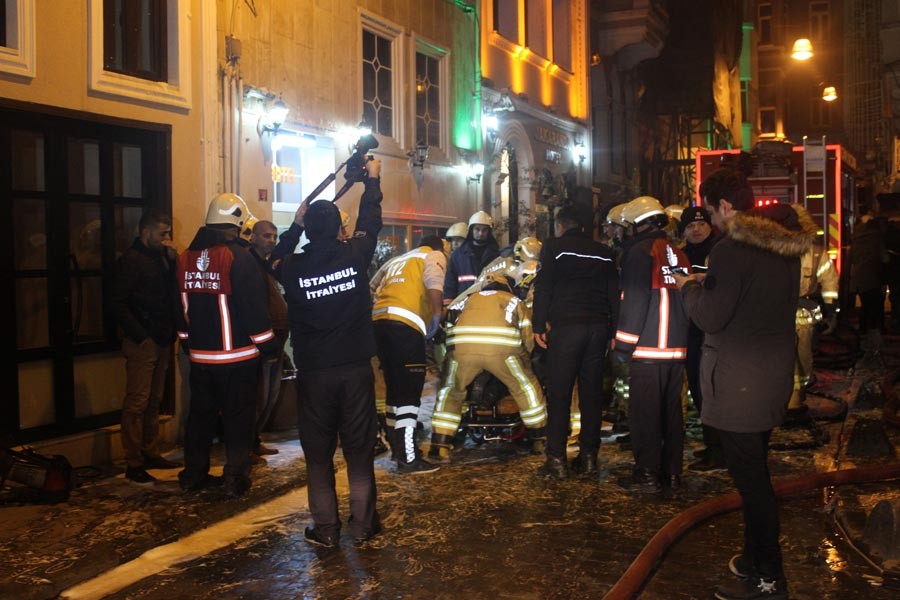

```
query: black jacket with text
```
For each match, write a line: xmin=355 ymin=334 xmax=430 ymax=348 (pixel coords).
xmin=276 ymin=179 xmax=383 ymax=372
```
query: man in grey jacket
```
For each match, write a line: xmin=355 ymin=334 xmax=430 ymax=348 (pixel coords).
xmin=675 ymin=168 xmax=815 ymax=600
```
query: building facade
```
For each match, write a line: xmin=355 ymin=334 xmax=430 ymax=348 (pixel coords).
xmin=478 ymin=0 xmax=592 ymax=244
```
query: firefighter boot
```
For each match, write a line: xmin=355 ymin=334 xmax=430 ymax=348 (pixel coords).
xmin=427 ymin=433 xmax=453 ymax=464
xmin=394 ymin=428 xmax=440 ymax=475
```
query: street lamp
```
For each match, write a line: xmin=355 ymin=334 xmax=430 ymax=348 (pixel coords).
xmin=822 ymin=86 xmax=838 ymax=102
xmin=791 ymin=38 xmax=813 ymax=61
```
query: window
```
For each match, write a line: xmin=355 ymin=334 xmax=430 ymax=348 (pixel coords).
xmin=494 ymin=0 xmax=519 ymax=41
xmin=362 ymin=29 xmax=395 ymax=137
xmin=525 ymin=0 xmax=548 ymax=57
xmin=89 ymin=0 xmax=193 ymax=109
xmin=758 ymin=3 xmax=772 ymax=45
xmin=552 ymin=0 xmax=572 ymax=71
xmin=272 ymin=132 xmax=336 ymax=207
xmin=415 ymin=48 xmax=444 ymax=150
xmin=810 ymin=2 xmax=830 ymax=42
xmin=103 ymin=0 xmax=167 ymax=81
xmin=0 ymin=0 xmax=35 ymax=77
xmin=760 ymin=107 xmax=777 ymax=135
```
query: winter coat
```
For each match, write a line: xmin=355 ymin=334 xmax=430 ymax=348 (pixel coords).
xmin=110 ymin=238 xmax=179 ymax=346
xmin=681 ymin=205 xmax=816 ymax=433
xmin=443 ymin=236 xmax=500 ymax=301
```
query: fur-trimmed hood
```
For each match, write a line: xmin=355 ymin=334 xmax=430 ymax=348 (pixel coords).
xmin=726 ymin=204 xmax=817 ymax=258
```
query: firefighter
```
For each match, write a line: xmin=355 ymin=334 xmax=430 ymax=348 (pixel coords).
xmin=176 ymin=193 xmax=278 ymax=498
xmin=429 ymin=271 xmax=547 ymax=463
xmin=532 ymin=206 xmax=619 ymax=480
xmin=273 ymin=158 xmax=384 ymax=548
xmin=612 ymin=195 xmax=691 ymax=494
xmin=445 ymin=221 xmax=469 ymax=254
xmin=372 ymin=236 xmax=446 ymax=474
xmin=789 ymin=206 xmax=839 ymax=416
xmin=443 ymin=211 xmax=501 ymax=303
xmin=446 ymin=236 xmax=542 ymax=308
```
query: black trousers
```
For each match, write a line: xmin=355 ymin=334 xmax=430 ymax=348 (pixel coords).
xmin=374 ymin=320 xmax=426 ymax=432
xmin=686 ymin=330 xmax=722 ymax=459
xmin=716 ymin=428 xmax=784 ymax=579
xmin=297 ymin=360 xmax=379 ymax=539
xmin=182 ymin=360 xmax=258 ymax=487
xmin=858 ymin=288 xmax=885 ymax=333
xmin=545 ymin=322 xmax=609 ymax=459
xmin=628 ymin=361 xmax=684 ymax=476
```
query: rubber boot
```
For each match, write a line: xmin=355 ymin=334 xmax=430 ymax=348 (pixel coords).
xmin=527 ymin=426 xmax=547 ymax=455
xmin=427 ymin=433 xmax=454 ymax=464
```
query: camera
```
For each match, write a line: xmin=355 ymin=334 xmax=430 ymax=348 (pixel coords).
xmin=344 ymin=133 xmax=379 ymax=183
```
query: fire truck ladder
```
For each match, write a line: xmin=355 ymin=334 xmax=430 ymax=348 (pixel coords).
xmin=802 ymin=135 xmax=829 ymax=249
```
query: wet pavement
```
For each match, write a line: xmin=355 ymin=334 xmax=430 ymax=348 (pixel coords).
xmin=2 ymin=330 xmax=900 ymax=599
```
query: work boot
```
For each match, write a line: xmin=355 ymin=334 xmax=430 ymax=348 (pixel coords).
xmin=253 ymin=443 xmax=279 ymax=456
xmin=427 ymin=445 xmax=452 ymax=464
xmin=537 ymin=455 xmax=569 ymax=480
xmin=689 ymin=454 xmax=727 ymax=472
xmin=142 ymin=454 xmax=183 ymax=469
xmin=530 ymin=439 xmax=547 ymax=455
xmin=526 ymin=426 xmax=547 ymax=455
xmin=714 ymin=575 xmax=788 ymax=600
xmin=125 ymin=466 xmax=157 ymax=485
xmin=571 ymin=451 xmax=598 ymax=477
xmin=621 ymin=468 xmax=662 ymax=494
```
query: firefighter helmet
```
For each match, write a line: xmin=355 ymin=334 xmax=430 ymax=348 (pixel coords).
xmin=445 ymin=221 xmax=468 ymax=240
xmin=606 ymin=203 xmax=628 ymax=225
xmin=620 ymin=196 xmax=665 ymax=225
xmin=664 ymin=204 xmax=684 ymax=223
xmin=468 ymin=210 xmax=493 ymax=229
xmin=513 ymin=237 xmax=541 ymax=262
xmin=206 ymin=193 xmax=252 ymax=229
xmin=240 ymin=216 xmax=259 ymax=241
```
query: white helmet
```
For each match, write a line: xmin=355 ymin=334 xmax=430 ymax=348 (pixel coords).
xmin=664 ymin=204 xmax=684 ymax=223
xmin=206 ymin=193 xmax=252 ymax=228
xmin=620 ymin=196 xmax=665 ymax=225
xmin=514 ymin=259 xmax=539 ymax=288
xmin=446 ymin=222 xmax=469 ymax=239
xmin=606 ymin=203 xmax=628 ymax=225
xmin=468 ymin=210 xmax=493 ymax=228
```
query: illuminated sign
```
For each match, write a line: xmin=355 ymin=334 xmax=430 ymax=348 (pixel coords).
xmin=535 ymin=126 xmax=569 ymax=149
xmin=272 ymin=165 xmax=296 ymax=184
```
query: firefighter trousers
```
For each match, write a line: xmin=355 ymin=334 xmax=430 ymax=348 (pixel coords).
xmin=432 ymin=348 xmax=547 ymax=438
xmin=297 ymin=360 xmax=379 ymax=540
xmin=789 ymin=320 xmax=815 ymax=409
xmin=628 ymin=361 xmax=685 ymax=477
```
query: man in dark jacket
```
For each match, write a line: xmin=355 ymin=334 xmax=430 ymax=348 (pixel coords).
xmin=176 ymin=193 xmax=278 ymax=498
xmin=679 ymin=206 xmax=725 ymax=472
xmin=110 ymin=209 xmax=182 ymax=484
xmin=613 ymin=196 xmax=691 ymax=494
xmin=676 ymin=168 xmax=815 ymax=600
xmin=442 ymin=210 xmax=500 ymax=303
xmin=274 ymin=158 xmax=383 ymax=549
xmin=532 ymin=206 xmax=619 ymax=480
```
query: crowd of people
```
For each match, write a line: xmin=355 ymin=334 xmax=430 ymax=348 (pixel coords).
xmin=110 ymin=159 xmax=900 ymax=600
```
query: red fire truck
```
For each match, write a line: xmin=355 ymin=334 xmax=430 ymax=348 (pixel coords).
xmin=695 ymin=139 xmax=858 ymax=280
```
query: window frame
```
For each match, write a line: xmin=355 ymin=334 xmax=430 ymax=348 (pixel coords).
xmin=809 ymin=1 xmax=830 ymax=42
xmin=412 ymin=36 xmax=449 ymax=157
xmin=88 ymin=0 xmax=191 ymax=110
xmin=0 ymin=0 xmax=35 ymax=78
xmin=759 ymin=106 xmax=777 ymax=136
xmin=360 ymin=13 xmax=404 ymax=147
xmin=758 ymin=3 xmax=773 ymax=46
xmin=102 ymin=0 xmax=168 ymax=82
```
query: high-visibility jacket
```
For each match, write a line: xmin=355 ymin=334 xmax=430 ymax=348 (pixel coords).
xmin=176 ymin=229 xmax=277 ymax=365
xmin=372 ymin=246 xmax=446 ymax=335
xmin=800 ymin=243 xmax=838 ymax=304
xmin=446 ymin=288 xmax=533 ymax=355
xmin=615 ymin=229 xmax=690 ymax=362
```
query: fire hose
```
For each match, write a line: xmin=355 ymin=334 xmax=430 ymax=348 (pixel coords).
xmin=602 ymin=462 xmax=900 ymax=600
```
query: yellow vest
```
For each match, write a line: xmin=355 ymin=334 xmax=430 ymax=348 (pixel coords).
xmin=372 ymin=246 xmax=433 ymax=335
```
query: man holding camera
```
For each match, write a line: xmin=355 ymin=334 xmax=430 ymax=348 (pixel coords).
xmin=273 ymin=157 xmax=383 ymax=548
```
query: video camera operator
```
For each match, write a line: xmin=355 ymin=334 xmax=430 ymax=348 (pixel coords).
xmin=271 ymin=143 xmax=383 ymax=548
